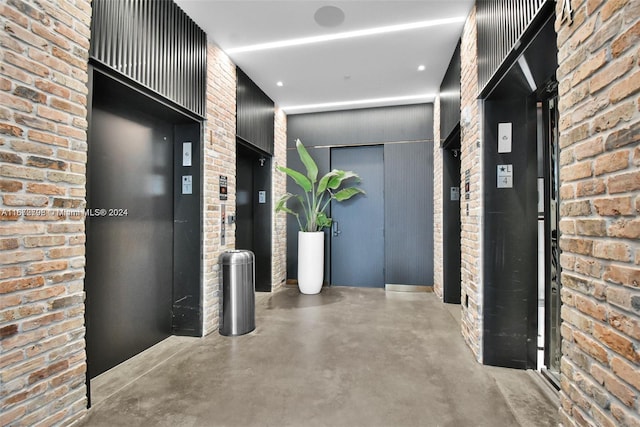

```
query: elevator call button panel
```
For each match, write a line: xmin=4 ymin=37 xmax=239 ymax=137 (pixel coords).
xmin=182 ymin=175 xmax=193 ymax=194
xmin=497 ymin=165 xmax=513 ymax=188
xmin=182 ymin=142 xmax=192 ymax=166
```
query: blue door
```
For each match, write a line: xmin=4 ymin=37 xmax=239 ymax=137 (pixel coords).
xmin=330 ymin=146 xmax=384 ymax=287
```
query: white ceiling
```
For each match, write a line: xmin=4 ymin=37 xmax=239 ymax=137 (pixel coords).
xmin=175 ymin=1 xmax=473 ymax=114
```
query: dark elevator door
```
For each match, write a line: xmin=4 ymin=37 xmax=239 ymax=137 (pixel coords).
xmin=87 ymin=97 xmax=173 ymax=378
xmin=236 ymin=143 xmax=272 ymax=292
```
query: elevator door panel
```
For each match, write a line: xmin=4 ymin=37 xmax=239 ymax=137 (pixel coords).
xmin=330 ymin=146 xmax=384 ymax=287
xmin=87 ymin=103 xmax=173 ymax=378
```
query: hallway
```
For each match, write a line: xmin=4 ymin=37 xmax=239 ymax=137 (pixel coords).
xmin=81 ymin=287 xmax=557 ymax=427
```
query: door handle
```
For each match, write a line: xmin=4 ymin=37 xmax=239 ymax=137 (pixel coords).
xmin=333 ymin=221 xmax=341 ymax=237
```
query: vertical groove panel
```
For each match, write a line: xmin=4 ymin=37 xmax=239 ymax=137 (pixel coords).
xmin=439 ymin=41 xmax=461 ymax=144
xmin=384 ymin=142 xmax=434 ymax=286
xmin=90 ymin=0 xmax=206 ymax=117
xmin=477 ymin=0 xmax=549 ymax=91
xmin=236 ymin=68 xmax=275 ymax=154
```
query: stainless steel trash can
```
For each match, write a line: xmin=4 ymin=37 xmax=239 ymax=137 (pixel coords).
xmin=219 ymin=250 xmax=255 ymax=336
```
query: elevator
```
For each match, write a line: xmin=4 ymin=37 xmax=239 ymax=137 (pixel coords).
xmin=85 ymin=69 xmax=202 ymax=385
xmin=481 ymin=14 xmax=559 ymax=371
xmin=236 ymin=142 xmax=272 ymax=292
xmin=442 ymin=127 xmax=462 ymax=304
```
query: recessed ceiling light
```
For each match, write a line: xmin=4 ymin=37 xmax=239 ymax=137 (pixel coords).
xmin=314 ymin=6 xmax=345 ymax=28
xmin=418 ymin=65 xmax=426 ymax=71
xmin=227 ymin=16 xmax=466 ymax=54
xmin=282 ymin=93 xmax=435 ymax=112
xmin=276 ymin=81 xmax=284 ymax=87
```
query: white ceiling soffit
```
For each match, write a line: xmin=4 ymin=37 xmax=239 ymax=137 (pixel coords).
xmin=175 ymin=1 xmax=473 ymax=114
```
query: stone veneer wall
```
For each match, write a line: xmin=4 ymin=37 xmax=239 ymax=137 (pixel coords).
xmin=0 ymin=0 xmax=92 ymax=425
xmin=433 ymin=95 xmax=444 ymax=300
xmin=459 ymin=5 xmax=483 ymax=362
xmin=203 ymin=42 xmax=237 ymax=336
xmin=555 ymin=0 xmax=640 ymax=425
xmin=272 ymin=108 xmax=287 ymax=291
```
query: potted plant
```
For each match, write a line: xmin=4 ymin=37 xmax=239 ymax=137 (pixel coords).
xmin=276 ymin=139 xmax=364 ymax=294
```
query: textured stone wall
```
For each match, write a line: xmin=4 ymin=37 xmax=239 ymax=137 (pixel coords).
xmin=272 ymin=108 xmax=287 ymax=291
xmin=0 ymin=0 xmax=92 ymax=425
xmin=203 ymin=42 xmax=236 ymax=335
xmin=433 ymin=95 xmax=444 ymax=300
xmin=555 ymin=0 xmax=640 ymax=425
xmin=459 ymin=5 xmax=483 ymax=361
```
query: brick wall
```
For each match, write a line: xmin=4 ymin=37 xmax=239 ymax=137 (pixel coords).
xmin=203 ymin=42 xmax=236 ymax=335
xmin=0 ymin=0 xmax=91 ymax=425
xmin=433 ymin=95 xmax=444 ymax=300
xmin=459 ymin=5 xmax=483 ymax=362
xmin=272 ymin=107 xmax=287 ymax=291
xmin=555 ymin=0 xmax=640 ymax=425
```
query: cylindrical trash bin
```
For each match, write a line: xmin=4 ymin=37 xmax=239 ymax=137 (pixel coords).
xmin=219 ymin=250 xmax=255 ymax=336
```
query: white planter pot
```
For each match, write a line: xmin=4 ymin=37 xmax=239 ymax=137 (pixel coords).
xmin=297 ymin=231 xmax=324 ymax=294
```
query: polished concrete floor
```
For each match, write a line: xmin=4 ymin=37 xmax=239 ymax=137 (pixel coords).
xmin=81 ymin=287 xmax=558 ymax=427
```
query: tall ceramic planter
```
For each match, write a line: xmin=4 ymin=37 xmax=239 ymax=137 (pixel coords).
xmin=297 ymin=231 xmax=324 ymax=294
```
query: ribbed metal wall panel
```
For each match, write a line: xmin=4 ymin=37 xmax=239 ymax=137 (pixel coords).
xmin=439 ymin=41 xmax=461 ymax=146
xmin=287 ymin=104 xmax=433 ymax=148
xmin=384 ymin=142 xmax=434 ymax=286
xmin=477 ymin=0 xmax=549 ymax=92
xmin=90 ymin=0 xmax=206 ymax=118
xmin=236 ymin=68 xmax=275 ymax=155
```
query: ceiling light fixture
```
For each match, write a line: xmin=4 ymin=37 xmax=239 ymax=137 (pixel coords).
xmin=418 ymin=65 xmax=426 ymax=71
xmin=226 ymin=16 xmax=466 ymax=54
xmin=276 ymin=81 xmax=284 ymax=87
xmin=282 ymin=93 xmax=435 ymax=112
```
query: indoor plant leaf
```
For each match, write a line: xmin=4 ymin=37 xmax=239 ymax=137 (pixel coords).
xmin=333 ymin=187 xmax=365 ymax=201
xmin=276 ymin=140 xmax=364 ymax=232
xmin=316 ymin=212 xmax=332 ymax=229
xmin=277 ymin=165 xmax=312 ymax=193
xmin=317 ymin=170 xmax=339 ymax=195
xmin=327 ymin=170 xmax=360 ymax=190
xmin=296 ymin=139 xmax=318 ymax=183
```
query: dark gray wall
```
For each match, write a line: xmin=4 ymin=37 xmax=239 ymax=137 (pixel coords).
xmin=286 ymin=104 xmax=434 ymax=285
xmin=236 ymin=68 xmax=275 ymax=155
xmin=384 ymin=142 xmax=433 ymax=285
xmin=287 ymin=104 xmax=433 ymax=148
xmin=90 ymin=0 xmax=207 ymax=118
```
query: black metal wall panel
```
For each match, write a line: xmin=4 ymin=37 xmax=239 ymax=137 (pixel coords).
xmin=384 ymin=142 xmax=434 ymax=286
xmin=442 ymin=134 xmax=462 ymax=303
xmin=236 ymin=68 xmax=275 ymax=155
xmin=440 ymin=41 xmax=461 ymax=146
xmin=477 ymin=0 xmax=551 ymax=93
xmin=482 ymin=94 xmax=538 ymax=369
xmin=90 ymin=0 xmax=207 ymax=118
xmin=287 ymin=104 xmax=433 ymax=148
xmin=173 ymin=123 xmax=202 ymax=335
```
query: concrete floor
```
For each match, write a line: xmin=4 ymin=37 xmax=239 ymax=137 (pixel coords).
xmin=80 ymin=287 xmax=558 ymax=427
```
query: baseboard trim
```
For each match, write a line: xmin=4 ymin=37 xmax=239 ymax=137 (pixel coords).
xmin=385 ymin=284 xmax=433 ymax=293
